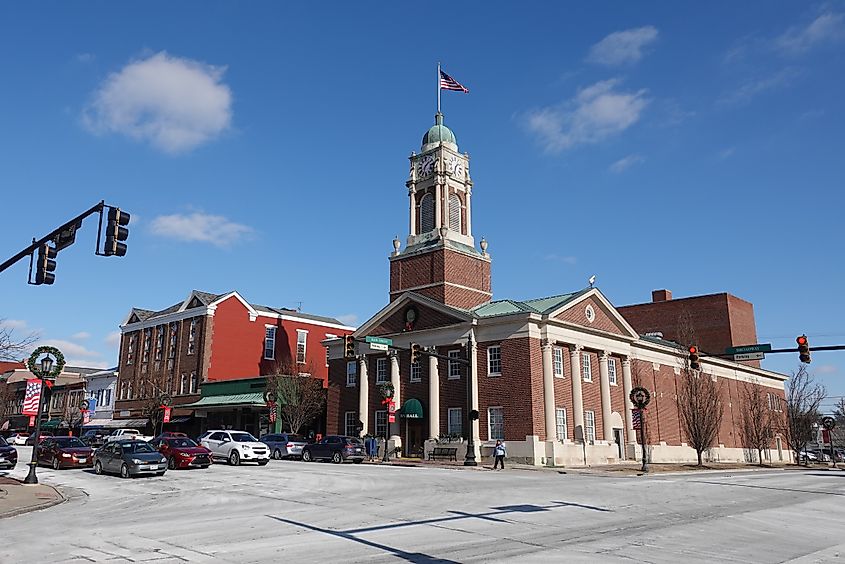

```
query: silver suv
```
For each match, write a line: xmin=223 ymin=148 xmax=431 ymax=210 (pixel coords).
xmin=198 ymin=430 xmax=270 ymax=466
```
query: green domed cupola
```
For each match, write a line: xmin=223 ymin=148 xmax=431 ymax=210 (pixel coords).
xmin=421 ymin=112 xmax=457 ymax=152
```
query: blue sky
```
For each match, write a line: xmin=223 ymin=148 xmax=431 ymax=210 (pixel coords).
xmin=1 ymin=2 xmax=843 ymax=406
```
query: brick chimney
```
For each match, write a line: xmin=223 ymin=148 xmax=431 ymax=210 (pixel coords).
xmin=652 ymin=289 xmax=672 ymax=302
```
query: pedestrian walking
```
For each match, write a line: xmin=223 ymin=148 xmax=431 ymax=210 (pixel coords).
xmin=492 ymin=439 xmax=506 ymax=470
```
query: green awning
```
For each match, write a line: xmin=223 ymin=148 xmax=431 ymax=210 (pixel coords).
xmin=40 ymin=419 xmax=62 ymax=429
xmin=182 ymin=392 xmax=266 ymax=409
xmin=399 ymin=398 xmax=424 ymax=419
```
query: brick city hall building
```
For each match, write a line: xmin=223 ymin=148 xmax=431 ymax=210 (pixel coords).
xmin=326 ymin=113 xmax=790 ymax=466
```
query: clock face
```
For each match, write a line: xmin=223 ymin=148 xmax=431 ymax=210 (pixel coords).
xmin=416 ymin=154 xmax=435 ymax=177
xmin=446 ymin=155 xmax=464 ymax=178
xmin=405 ymin=307 xmax=418 ymax=323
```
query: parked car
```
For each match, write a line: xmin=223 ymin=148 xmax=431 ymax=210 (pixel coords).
xmin=25 ymin=432 xmax=53 ymax=446
xmin=93 ymin=440 xmax=168 ymax=478
xmin=259 ymin=433 xmax=308 ymax=460
xmin=150 ymin=436 xmax=212 ymax=469
xmin=105 ymin=428 xmax=153 ymax=443
xmin=7 ymin=433 xmax=29 ymax=446
xmin=150 ymin=432 xmax=188 ymax=443
xmin=36 ymin=437 xmax=94 ymax=470
xmin=198 ymin=430 xmax=270 ymax=466
xmin=301 ymin=435 xmax=365 ymax=464
xmin=0 ymin=436 xmax=17 ymax=469
xmin=80 ymin=429 xmax=108 ymax=448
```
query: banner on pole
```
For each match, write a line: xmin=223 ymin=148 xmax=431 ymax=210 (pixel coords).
xmin=632 ymin=409 xmax=642 ymax=430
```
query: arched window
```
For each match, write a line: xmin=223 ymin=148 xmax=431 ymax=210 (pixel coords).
xmin=420 ymin=193 xmax=435 ymax=233
xmin=449 ymin=193 xmax=462 ymax=232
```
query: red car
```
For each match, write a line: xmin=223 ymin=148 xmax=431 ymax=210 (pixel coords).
xmin=150 ymin=436 xmax=212 ymax=469
xmin=37 ymin=436 xmax=94 ymax=469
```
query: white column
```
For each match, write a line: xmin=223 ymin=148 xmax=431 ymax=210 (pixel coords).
xmin=469 ymin=330 xmax=480 ymax=458
xmin=434 ymin=183 xmax=442 ymax=229
xmin=622 ymin=357 xmax=634 ymax=441
xmin=599 ymin=352 xmax=613 ymax=443
xmin=541 ymin=340 xmax=556 ymax=441
xmin=358 ymin=356 xmax=369 ymax=437
xmin=408 ymin=187 xmax=416 ymax=236
xmin=390 ymin=351 xmax=401 ymax=443
xmin=570 ymin=346 xmax=584 ymax=436
xmin=465 ymin=187 xmax=472 ymax=237
xmin=428 ymin=352 xmax=439 ymax=440
xmin=442 ymin=184 xmax=449 ymax=230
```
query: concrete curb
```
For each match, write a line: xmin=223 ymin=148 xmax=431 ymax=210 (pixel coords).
xmin=0 ymin=483 xmax=67 ymax=519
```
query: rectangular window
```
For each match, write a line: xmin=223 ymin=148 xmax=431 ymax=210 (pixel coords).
xmin=488 ymin=406 xmax=504 ymax=440
xmin=325 ymin=334 xmax=337 ymax=366
xmin=104 ymin=389 xmax=111 ymax=406
xmin=553 ymin=347 xmax=563 ymax=377
xmin=126 ymin=334 xmax=135 ymax=365
xmin=296 ymin=330 xmax=308 ymax=364
xmin=448 ymin=350 xmax=461 ymax=379
xmin=608 ymin=358 xmax=617 ymax=385
xmin=584 ymin=410 xmax=596 ymax=444
xmin=410 ymin=362 xmax=421 ymax=382
xmin=346 ymin=361 xmax=357 ymax=387
xmin=555 ymin=408 xmax=567 ymax=441
xmin=168 ymin=323 xmax=177 ymax=359
xmin=126 ymin=381 xmax=133 ymax=400
xmin=142 ymin=329 xmax=151 ymax=364
xmin=179 ymin=373 xmax=187 ymax=395
xmin=582 ymin=353 xmax=592 ymax=382
xmin=375 ymin=410 xmax=388 ymax=437
xmin=189 ymin=371 xmax=199 ymax=394
xmin=155 ymin=327 xmax=164 ymax=361
xmin=487 ymin=346 xmax=502 ymax=376
xmin=448 ymin=407 xmax=462 ymax=437
xmin=264 ymin=327 xmax=276 ymax=360
xmin=376 ymin=358 xmax=388 ymax=384
xmin=187 ymin=318 xmax=197 ymax=355
xmin=345 ymin=411 xmax=358 ymax=437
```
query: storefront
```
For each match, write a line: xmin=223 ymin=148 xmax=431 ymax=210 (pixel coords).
xmin=184 ymin=378 xmax=270 ymax=438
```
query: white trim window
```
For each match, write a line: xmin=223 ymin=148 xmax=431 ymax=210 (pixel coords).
xmin=608 ymin=358 xmax=617 ymax=386
xmin=448 ymin=350 xmax=461 ymax=379
xmin=189 ymin=371 xmax=199 ymax=394
xmin=296 ymin=329 xmax=308 ymax=364
xmin=420 ymin=192 xmax=435 ymax=233
xmin=126 ymin=334 xmax=135 ymax=365
xmin=376 ymin=358 xmax=388 ymax=384
xmin=488 ymin=406 xmax=504 ymax=440
xmin=448 ymin=407 xmax=462 ymax=437
xmin=187 ymin=318 xmax=197 ymax=355
xmin=344 ymin=411 xmax=358 ymax=437
xmin=375 ymin=410 xmax=388 ymax=437
xmin=179 ymin=373 xmax=187 ymax=395
xmin=410 ymin=361 xmax=421 ymax=382
xmin=155 ymin=327 xmax=164 ymax=361
xmin=346 ymin=361 xmax=357 ymax=387
xmin=584 ymin=410 xmax=596 ymax=444
xmin=448 ymin=193 xmax=462 ymax=232
xmin=142 ymin=329 xmax=151 ymax=364
xmin=487 ymin=346 xmax=502 ymax=376
xmin=553 ymin=347 xmax=564 ymax=378
xmin=325 ymin=334 xmax=337 ymax=366
xmin=582 ymin=353 xmax=592 ymax=382
xmin=556 ymin=407 xmax=567 ymax=441
xmin=264 ymin=327 xmax=277 ymax=360
xmin=104 ymin=389 xmax=111 ymax=407
xmin=126 ymin=380 xmax=133 ymax=400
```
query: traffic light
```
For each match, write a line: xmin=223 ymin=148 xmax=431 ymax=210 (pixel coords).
xmin=688 ymin=345 xmax=701 ymax=371
xmin=35 ymin=243 xmax=57 ymax=285
xmin=104 ymin=207 xmax=130 ymax=256
xmin=344 ymin=335 xmax=355 ymax=358
xmin=410 ymin=343 xmax=421 ymax=365
xmin=797 ymin=335 xmax=811 ymax=364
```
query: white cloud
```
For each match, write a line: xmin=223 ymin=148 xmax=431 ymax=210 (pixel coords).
xmin=609 ymin=154 xmax=644 ymax=173
xmin=777 ymin=12 xmax=845 ymax=55
xmin=38 ymin=339 xmax=101 ymax=359
xmin=82 ymin=51 xmax=232 ymax=154
xmin=816 ymin=364 xmax=838 ymax=375
xmin=150 ymin=212 xmax=253 ymax=248
xmin=67 ymin=359 xmax=111 ymax=369
xmin=717 ymin=68 xmax=800 ymax=107
xmin=543 ymin=254 xmax=577 ymax=265
xmin=76 ymin=53 xmax=95 ymax=64
xmin=587 ymin=26 xmax=659 ymax=66
xmin=336 ymin=314 xmax=358 ymax=327
xmin=71 ymin=331 xmax=91 ymax=341
xmin=105 ymin=331 xmax=122 ymax=348
xmin=526 ymin=79 xmax=649 ymax=153
xmin=0 ymin=319 xmax=29 ymax=330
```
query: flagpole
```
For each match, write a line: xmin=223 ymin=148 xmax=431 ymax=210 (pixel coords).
xmin=437 ymin=62 xmax=441 ymax=114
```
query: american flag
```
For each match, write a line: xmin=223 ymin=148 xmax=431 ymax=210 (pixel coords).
xmin=632 ymin=409 xmax=642 ymax=430
xmin=440 ymin=70 xmax=469 ymax=93
xmin=22 ymin=379 xmax=42 ymax=415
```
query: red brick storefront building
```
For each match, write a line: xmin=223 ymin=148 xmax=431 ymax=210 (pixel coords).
xmin=325 ymin=113 xmax=789 ymax=466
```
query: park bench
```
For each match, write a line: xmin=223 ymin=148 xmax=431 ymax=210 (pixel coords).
xmin=428 ymin=447 xmax=458 ymax=461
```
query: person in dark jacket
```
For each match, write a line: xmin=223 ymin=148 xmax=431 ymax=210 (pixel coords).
xmin=492 ymin=440 xmax=506 ymax=470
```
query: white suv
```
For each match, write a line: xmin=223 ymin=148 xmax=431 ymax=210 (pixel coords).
xmin=199 ymin=430 xmax=270 ymax=466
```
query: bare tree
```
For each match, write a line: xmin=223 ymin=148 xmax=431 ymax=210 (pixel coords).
xmin=782 ymin=365 xmax=826 ymax=465
xmin=0 ymin=319 xmax=37 ymax=361
xmin=832 ymin=398 xmax=845 ymax=448
xmin=738 ymin=382 xmax=774 ymax=465
xmin=266 ymin=358 xmax=325 ymax=435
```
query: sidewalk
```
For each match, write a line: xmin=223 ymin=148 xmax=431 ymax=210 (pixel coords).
xmin=0 ymin=476 xmax=66 ymax=519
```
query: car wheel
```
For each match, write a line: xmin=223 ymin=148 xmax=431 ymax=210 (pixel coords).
xmin=353 ymin=459 xmax=363 ymax=464
xmin=168 ymin=457 xmax=177 ymax=470
xmin=52 ymin=457 xmax=61 ymax=470
xmin=94 ymin=460 xmax=103 ymax=475
xmin=274 ymin=448 xmax=282 ymax=460
xmin=120 ymin=463 xmax=130 ymax=479
xmin=331 ymin=452 xmax=342 ymax=464
xmin=229 ymin=451 xmax=240 ymax=466
xmin=302 ymin=450 xmax=313 ymax=462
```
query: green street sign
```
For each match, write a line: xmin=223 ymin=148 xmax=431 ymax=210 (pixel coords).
xmin=725 ymin=343 xmax=772 ymax=355
xmin=365 ymin=336 xmax=393 ymax=346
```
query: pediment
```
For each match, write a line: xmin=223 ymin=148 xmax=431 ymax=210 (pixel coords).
xmin=549 ymin=290 xmax=639 ymax=339
xmin=356 ymin=292 xmax=472 ymax=337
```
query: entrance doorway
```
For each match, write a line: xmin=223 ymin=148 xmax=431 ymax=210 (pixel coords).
xmin=405 ymin=419 xmax=424 ymax=458
xmin=613 ymin=428 xmax=624 ymax=459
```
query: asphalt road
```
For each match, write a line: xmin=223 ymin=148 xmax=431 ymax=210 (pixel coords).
xmin=2 ymin=446 xmax=844 ymax=563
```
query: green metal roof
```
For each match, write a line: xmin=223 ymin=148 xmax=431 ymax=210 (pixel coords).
xmin=521 ymin=292 xmax=582 ymax=313
xmin=472 ymin=290 xmax=589 ymax=319
xmin=422 ymin=113 xmax=457 ymax=150
xmin=183 ymin=392 xmax=266 ymax=408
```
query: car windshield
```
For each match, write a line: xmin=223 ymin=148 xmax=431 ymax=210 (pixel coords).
xmin=54 ymin=437 xmax=86 ymax=448
xmin=231 ymin=432 xmax=257 ymax=442
xmin=121 ymin=442 xmax=156 ymax=454
xmin=166 ymin=438 xmax=198 ymax=448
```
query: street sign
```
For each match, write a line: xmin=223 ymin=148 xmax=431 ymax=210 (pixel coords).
xmin=365 ymin=336 xmax=393 ymax=346
xmin=162 ymin=407 xmax=171 ymax=423
xmin=388 ymin=414 xmax=396 ymax=423
xmin=733 ymin=352 xmax=765 ymax=361
xmin=368 ymin=343 xmax=389 ymax=351
xmin=726 ymin=343 xmax=772 ymax=355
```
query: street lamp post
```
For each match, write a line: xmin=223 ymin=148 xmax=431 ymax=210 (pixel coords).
xmin=23 ymin=355 xmax=54 ymax=485
xmin=463 ymin=332 xmax=478 ymax=467
xmin=630 ymin=387 xmax=651 ymax=474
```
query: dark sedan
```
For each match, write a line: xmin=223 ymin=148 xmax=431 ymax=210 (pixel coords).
xmin=94 ymin=440 xmax=168 ymax=478
xmin=150 ymin=436 xmax=212 ymax=469
xmin=0 ymin=436 xmax=17 ymax=469
xmin=37 ymin=437 xmax=94 ymax=469
xmin=80 ymin=429 xmax=108 ymax=448
xmin=301 ymin=436 xmax=365 ymax=464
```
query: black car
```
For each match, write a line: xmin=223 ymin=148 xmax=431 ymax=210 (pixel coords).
xmin=0 ymin=436 xmax=17 ymax=469
xmin=80 ymin=429 xmax=108 ymax=448
xmin=301 ymin=435 xmax=365 ymax=464
xmin=93 ymin=440 xmax=168 ymax=478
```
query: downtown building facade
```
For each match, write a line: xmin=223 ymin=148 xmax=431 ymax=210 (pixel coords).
xmin=114 ymin=289 xmax=354 ymax=438
xmin=325 ymin=112 xmax=790 ymax=466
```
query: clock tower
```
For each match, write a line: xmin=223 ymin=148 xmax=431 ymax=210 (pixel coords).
xmin=389 ymin=112 xmax=492 ymax=309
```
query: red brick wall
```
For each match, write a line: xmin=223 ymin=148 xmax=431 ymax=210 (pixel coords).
xmin=556 ymin=297 xmax=628 ymax=337
xmin=552 ymin=346 xmax=574 ymax=440
xmin=580 ymin=350 xmax=603 ymax=441
xmin=477 ymin=337 xmax=539 ymax=441
xmin=389 ymin=248 xmax=491 ymax=309
xmin=369 ymin=302 xmax=464 ymax=336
